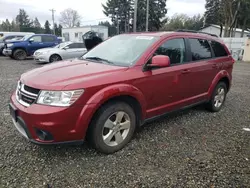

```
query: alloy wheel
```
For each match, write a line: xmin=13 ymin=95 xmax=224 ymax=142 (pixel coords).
xmin=102 ymin=111 xmax=131 ymax=147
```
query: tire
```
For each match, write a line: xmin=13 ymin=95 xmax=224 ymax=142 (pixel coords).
xmin=206 ymin=82 xmax=227 ymax=112
xmin=0 ymin=47 xmax=3 ymax=55
xmin=49 ymin=54 xmax=62 ymax=63
xmin=88 ymin=101 xmax=136 ymax=154
xmin=13 ymin=49 xmax=27 ymax=60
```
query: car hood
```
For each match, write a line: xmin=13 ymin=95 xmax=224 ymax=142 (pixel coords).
xmin=21 ymin=59 xmax=128 ymax=90
xmin=35 ymin=47 xmax=59 ymax=53
xmin=5 ymin=40 xmax=24 ymax=44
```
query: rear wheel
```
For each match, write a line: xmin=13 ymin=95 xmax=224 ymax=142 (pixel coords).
xmin=206 ymin=82 xmax=227 ymax=112
xmin=88 ymin=102 xmax=136 ymax=154
xmin=49 ymin=54 xmax=62 ymax=63
xmin=13 ymin=49 xmax=27 ymax=60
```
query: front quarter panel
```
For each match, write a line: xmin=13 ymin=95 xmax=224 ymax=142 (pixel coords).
xmin=75 ymin=84 xmax=147 ymax=138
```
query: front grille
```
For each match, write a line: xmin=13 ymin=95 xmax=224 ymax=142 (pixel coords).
xmin=16 ymin=82 xmax=40 ymax=107
xmin=24 ymin=85 xmax=40 ymax=95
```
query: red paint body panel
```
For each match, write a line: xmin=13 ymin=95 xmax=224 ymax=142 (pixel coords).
xmin=10 ymin=32 xmax=234 ymax=144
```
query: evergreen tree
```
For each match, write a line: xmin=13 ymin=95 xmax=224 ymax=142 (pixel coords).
xmin=44 ymin=20 xmax=51 ymax=34
xmin=16 ymin=9 xmax=32 ymax=32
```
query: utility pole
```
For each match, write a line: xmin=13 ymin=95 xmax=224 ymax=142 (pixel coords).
xmin=133 ymin=0 xmax=138 ymax=32
xmin=146 ymin=0 xmax=149 ymax=32
xmin=49 ymin=9 xmax=56 ymax=35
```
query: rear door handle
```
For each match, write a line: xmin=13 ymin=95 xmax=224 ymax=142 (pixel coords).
xmin=181 ymin=69 xmax=191 ymax=74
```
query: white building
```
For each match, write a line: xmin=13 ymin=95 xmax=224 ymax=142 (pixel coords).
xmin=62 ymin=25 xmax=108 ymax=42
xmin=200 ymin=24 xmax=250 ymax=38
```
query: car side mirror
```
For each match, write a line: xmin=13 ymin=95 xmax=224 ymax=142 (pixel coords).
xmin=29 ymin=38 xmax=34 ymax=43
xmin=147 ymin=55 xmax=170 ymax=68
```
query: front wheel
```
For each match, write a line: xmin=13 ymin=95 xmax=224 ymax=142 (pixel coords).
xmin=88 ymin=102 xmax=136 ymax=154
xmin=13 ymin=49 xmax=27 ymax=60
xmin=206 ymin=82 xmax=227 ymax=112
xmin=49 ymin=54 xmax=61 ymax=63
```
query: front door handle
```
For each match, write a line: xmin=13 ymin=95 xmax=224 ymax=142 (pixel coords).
xmin=181 ymin=69 xmax=191 ymax=74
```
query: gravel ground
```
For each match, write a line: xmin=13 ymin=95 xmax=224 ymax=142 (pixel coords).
xmin=0 ymin=56 xmax=249 ymax=188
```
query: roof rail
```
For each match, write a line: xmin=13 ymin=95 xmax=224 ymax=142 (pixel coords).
xmin=175 ymin=29 xmax=218 ymax=37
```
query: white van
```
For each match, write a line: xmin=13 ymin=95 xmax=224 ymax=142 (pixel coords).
xmin=0 ymin=32 xmax=35 ymax=39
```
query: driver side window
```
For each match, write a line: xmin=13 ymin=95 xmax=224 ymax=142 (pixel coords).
xmin=154 ymin=38 xmax=186 ymax=65
xmin=30 ymin=36 xmax=42 ymax=42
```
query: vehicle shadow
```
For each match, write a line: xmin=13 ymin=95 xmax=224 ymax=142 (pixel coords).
xmin=34 ymin=104 xmax=208 ymax=157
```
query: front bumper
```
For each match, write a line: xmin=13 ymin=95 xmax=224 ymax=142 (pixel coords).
xmin=9 ymin=92 xmax=96 ymax=145
xmin=33 ymin=54 xmax=50 ymax=63
xmin=3 ymin=48 xmax=12 ymax=56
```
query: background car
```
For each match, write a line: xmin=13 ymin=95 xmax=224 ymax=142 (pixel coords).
xmin=0 ymin=34 xmax=26 ymax=55
xmin=3 ymin=34 xmax=61 ymax=60
xmin=33 ymin=42 xmax=87 ymax=63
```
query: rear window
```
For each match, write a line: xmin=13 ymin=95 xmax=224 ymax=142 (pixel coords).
xmin=210 ymin=41 xmax=228 ymax=57
xmin=42 ymin=36 xmax=55 ymax=42
xmin=189 ymin=38 xmax=212 ymax=61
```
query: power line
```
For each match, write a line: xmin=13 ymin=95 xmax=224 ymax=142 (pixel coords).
xmin=49 ymin=9 xmax=56 ymax=34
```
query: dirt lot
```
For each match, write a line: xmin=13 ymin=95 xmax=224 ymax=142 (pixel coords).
xmin=0 ymin=56 xmax=249 ymax=188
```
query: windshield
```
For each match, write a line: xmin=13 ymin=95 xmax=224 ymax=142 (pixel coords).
xmin=22 ymin=35 xmax=33 ymax=41
xmin=82 ymin=35 xmax=159 ymax=66
xmin=54 ymin=42 xmax=72 ymax=49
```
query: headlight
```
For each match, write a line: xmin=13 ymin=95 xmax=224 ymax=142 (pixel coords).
xmin=37 ymin=89 xmax=84 ymax=107
xmin=7 ymin=43 xmax=13 ymax=47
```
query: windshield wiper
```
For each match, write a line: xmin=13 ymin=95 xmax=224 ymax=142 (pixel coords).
xmin=85 ymin=56 xmax=114 ymax=64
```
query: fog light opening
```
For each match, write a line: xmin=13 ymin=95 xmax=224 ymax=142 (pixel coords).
xmin=35 ymin=128 xmax=53 ymax=141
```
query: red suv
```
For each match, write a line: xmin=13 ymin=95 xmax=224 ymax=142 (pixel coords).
xmin=9 ymin=31 xmax=234 ymax=154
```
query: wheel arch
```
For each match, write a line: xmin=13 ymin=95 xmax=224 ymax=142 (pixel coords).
xmin=208 ymin=70 xmax=231 ymax=98
xmin=49 ymin=53 xmax=62 ymax=62
xmin=77 ymin=84 xmax=147 ymax=139
xmin=12 ymin=47 xmax=27 ymax=55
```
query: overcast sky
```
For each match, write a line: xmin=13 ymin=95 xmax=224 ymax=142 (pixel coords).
xmin=0 ymin=0 xmax=206 ymax=26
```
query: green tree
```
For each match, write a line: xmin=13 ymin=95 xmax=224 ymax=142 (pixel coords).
xmin=16 ymin=9 xmax=32 ymax=32
xmin=102 ymin=0 xmax=133 ymax=33
xmin=54 ymin=23 xmax=62 ymax=36
xmin=33 ymin=17 xmax=41 ymax=28
xmin=135 ymin=0 xmax=167 ymax=31
xmin=238 ymin=0 xmax=250 ymax=37
xmin=161 ymin=14 xmax=203 ymax=31
xmin=58 ymin=24 xmax=63 ymax=36
xmin=1 ymin=19 xmax=12 ymax=31
xmin=44 ymin=20 xmax=51 ymax=34
xmin=99 ymin=21 xmax=117 ymax=36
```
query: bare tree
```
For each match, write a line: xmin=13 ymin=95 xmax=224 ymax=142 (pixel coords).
xmin=59 ymin=8 xmax=81 ymax=28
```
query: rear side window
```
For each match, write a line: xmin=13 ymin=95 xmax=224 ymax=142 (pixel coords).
xmin=67 ymin=43 xmax=80 ymax=49
xmin=42 ymin=36 xmax=55 ymax=42
xmin=189 ymin=39 xmax=212 ymax=61
xmin=210 ymin=41 xmax=228 ymax=57
xmin=77 ymin=43 xmax=86 ymax=48
xmin=154 ymin=38 xmax=186 ymax=65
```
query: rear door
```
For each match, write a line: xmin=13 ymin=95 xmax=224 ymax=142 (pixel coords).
xmin=42 ymin=35 xmax=58 ymax=48
xmin=185 ymin=38 xmax=220 ymax=100
xmin=75 ymin=43 xmax=87 ymax=57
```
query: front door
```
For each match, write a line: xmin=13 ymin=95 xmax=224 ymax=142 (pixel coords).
xmin=27 ymin=35 xmax=43 ymax=55
xmin=137 ymin=38 xmax=193 ymax=118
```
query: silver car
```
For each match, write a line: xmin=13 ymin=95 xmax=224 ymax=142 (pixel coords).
xmin=33 ymin=42 xmax=87 ymax=63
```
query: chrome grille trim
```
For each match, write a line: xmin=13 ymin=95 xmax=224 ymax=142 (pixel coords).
xmin=16 ymin=82 xmax=39 ymax=107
